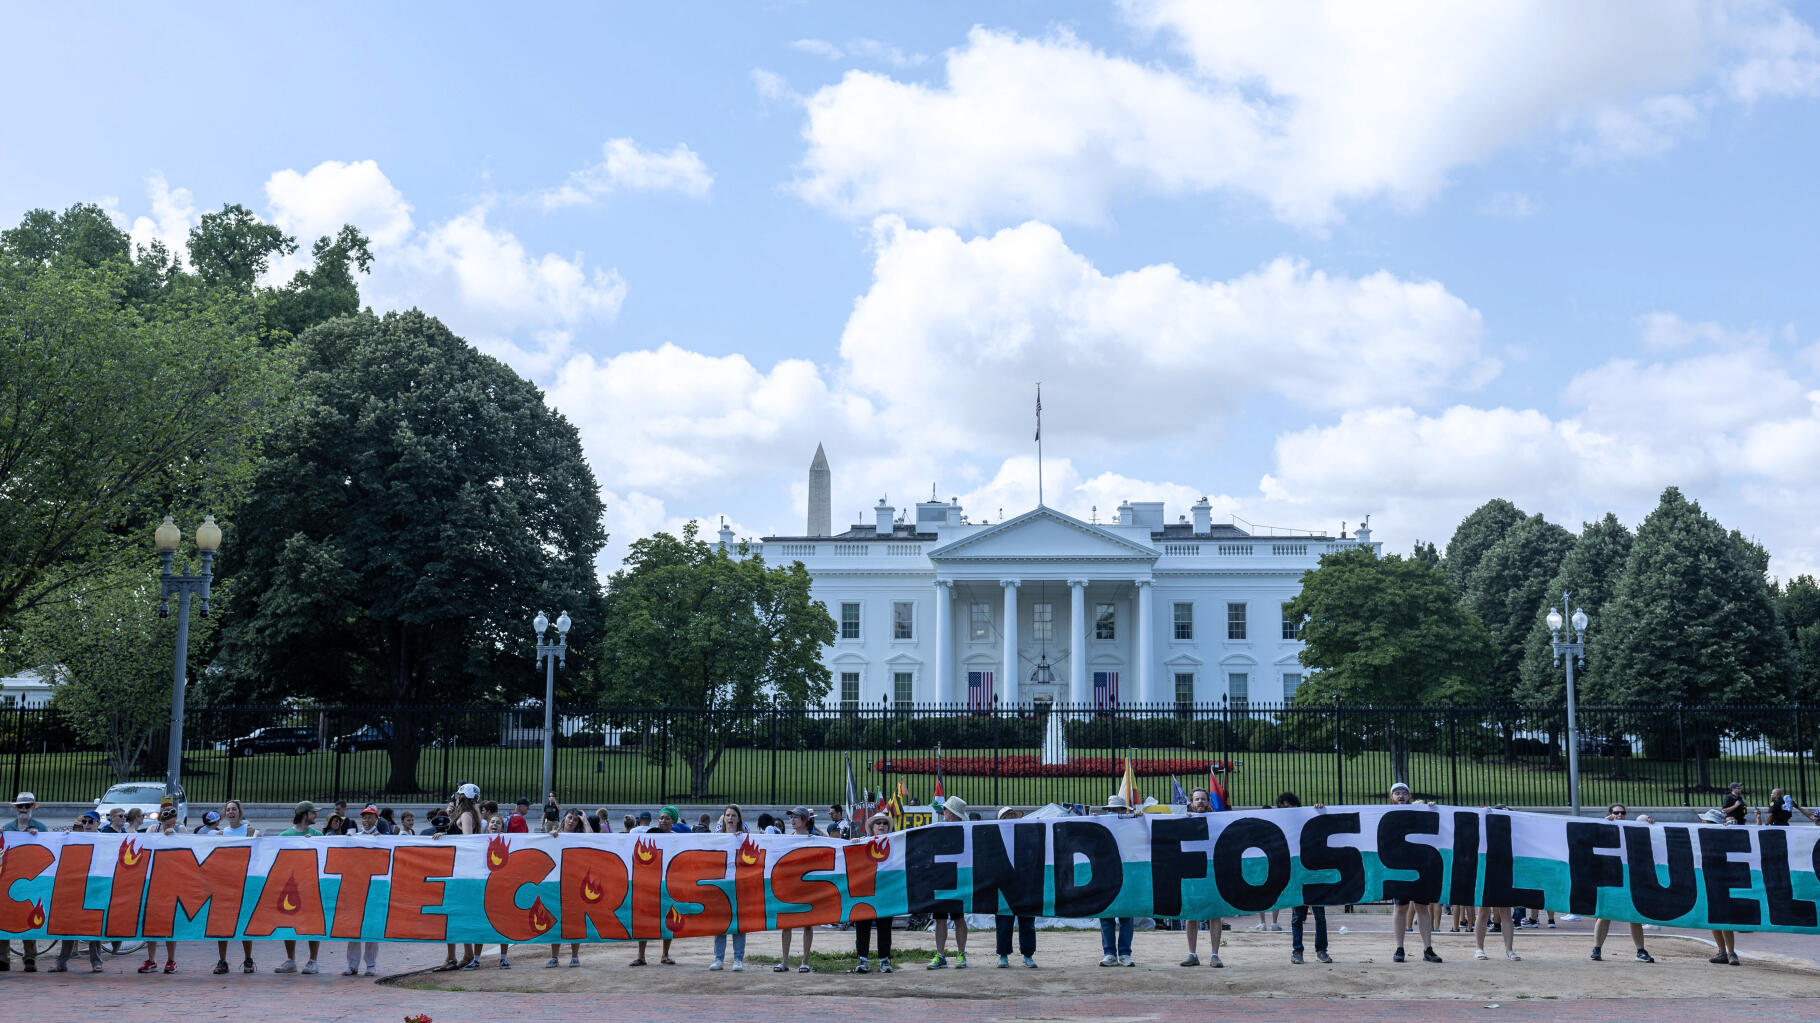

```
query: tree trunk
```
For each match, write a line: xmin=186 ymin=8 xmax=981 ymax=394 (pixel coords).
xmin=383 ymin=620 xmax=421 ymax=793
xmin=1389 ymin=729 xmax=1410 ymax=789
xmin=1695 ymin=744 xmax=1713 ymax=792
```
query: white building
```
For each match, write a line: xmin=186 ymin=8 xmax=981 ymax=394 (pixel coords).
xmin=737 ymin=447 xmax=1380 ymax=710
xmin=0 ymin=666 xmax=55 ymax=708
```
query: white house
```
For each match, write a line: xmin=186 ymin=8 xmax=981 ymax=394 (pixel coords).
xmin=0 ymin=666 xmax=56 ymax=709
xmin=736 ymin=447 xmax=1380 ymax=710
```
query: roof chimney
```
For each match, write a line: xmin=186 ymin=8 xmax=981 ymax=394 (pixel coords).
xmin=875 ymin=498 xmax=894 ymax=535
xmin=1192 ymin=496 xmax=1212 ymax=534
xmin=717 ymin=516 xmax=735 ymax=552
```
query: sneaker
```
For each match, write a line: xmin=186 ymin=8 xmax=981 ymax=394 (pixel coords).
xmin=1022 ymin=956 xmax=1037 ymax=968
xmin=301 ymin=960 xmax=318 ymax=975
xmin=548 ymin=957 xmax=561 ymax=969
xmin=708 ymin=958 xmax=722 ymax=972
xmin=163 ymin=960 xmax=176 ymax=974
xmin=1207 ymin=953 xmax=1223 ymax=968
xmin=570 ymin=956 xmax=580 ymax=967
xmin=1506 ymin=951 xmax=1522 ymax=961
xmin=1474 ymin=949 xmax=1489 ymax=960
xmin=1636 ymin=949 xmax=1654 ymax=963
xmin=1178 ymin=953 xmax=1200 ymax=967
xmin=499 ymin=957 xmax=510 ymax=969
xmin=1547 ymin=922 xmax=1557 ymax=929
xmin=138 ymin=959 xmax=158 ymax=974
xmin=1249 ymin=923 xmax=1267 ymax=932
xmin=364 ymin=967 xmax=377 ymax=976
xmin=1728 ymin=953 xmax=1740 ymax=966
xmin=462 ymin=959 xmax=479 ymax=971
xmin=242 ymin=958 xmax=255 ymax=974
xmin=1099 ymin=954 xmax=1118 ymax=967
xmin=1709 ymin=952 xmax=1729 ymax=964
xmin=1423 ymin=948 xmax=1443 ymax=964
xmin=1316 ymin=951 xmax=1333 ymax=964
xmin=1118 ymin=954 xmax=1134 ymax=967
xmin=213 ymin=960 xmax=230 ymax=975
xmin=274 ymin=960 xmax=298 ymax=974
xmin=342 ymin=967 xmax=360 ymax=976
xmin=877 ymin=959 xmax=890 ymax=974
xmin=731 ymin=959 xmax=743 ymax=972
xmin=855 ymin=956 xmax=869 ymax=974
xmin=995 ymin=955 xmax=1008 ymax=969
xmin=1269 ymin=923 xmax=1284 ymax=931
xmin=953 ymin=953 xmax=967 ymax=969
xmin=928 ymin=954 xmax=948 ymax=970
xmin=1589 ymin=947 xmax=1602 ymax=961
xmin=1291 ymin=951 xmax=1304 ymax=964
xmin=1393 ymin=948 xmax=1406 ymax=963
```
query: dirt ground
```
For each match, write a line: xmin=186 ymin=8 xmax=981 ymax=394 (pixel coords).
xmin=391 ymin=922 xmax=1820 ymax=1000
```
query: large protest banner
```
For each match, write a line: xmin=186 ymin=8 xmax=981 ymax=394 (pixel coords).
xmin=3 ymin=807 xmax=1817 ymax=943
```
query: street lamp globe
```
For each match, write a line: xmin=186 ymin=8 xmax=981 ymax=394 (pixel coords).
xmin=155 ymin=515 xmax=181 ymax=552
xmin=1571 ymin=608 xmax=1588 ymax=633
xmin=195 ymin=514 xmax=222 ymax=552
xmin=1546 ymin=608 xmax=1563 ymax=633
xmin=534 ymin=611 xmax=550 ymax=637
xmin=555 ymin=611 xmax=571 ymax=636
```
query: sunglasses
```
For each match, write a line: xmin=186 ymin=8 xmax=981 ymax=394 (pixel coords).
xmin=1610 ymin=809 xmax=1626 ymax=816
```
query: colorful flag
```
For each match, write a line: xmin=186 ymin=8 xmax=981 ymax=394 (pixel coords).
xmin=1034 ymin=385 xmax=1042 ymax=441
xmin=1206 ymin=769 xmax=1229 ymax=812
xmin=1170 ymin=775 xmax=1189 ymax=807
xmin=843 ymin=753 xmax=860 ymax=822
xmin=1117 ymin=755 xmax=1142 ymax=807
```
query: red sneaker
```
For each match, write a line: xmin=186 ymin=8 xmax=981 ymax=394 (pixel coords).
xmin=163 ymin=961 xmax=176 ymax=974
xmin=138 ymin=959 xmax=157 ymax=973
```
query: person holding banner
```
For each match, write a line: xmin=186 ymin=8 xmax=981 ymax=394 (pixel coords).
xmin=1386 ymin=783 xmax=1441 ymax=964
xmin=1097 ymin=795 xmax=1138 ymax=968
xmin=1180 ymin=787 xmax=1226 ymax=967
xmin=853 ymin=813 xmax=897 ymax=974
xmin=214 ymin=800 xmax=260 ymax=975
xmin=1277 ymin=793 xmax=1332 ymax=965
xmin=993 ymin=807 xmax=1038 ymax=969
xmin=711 ymin=805 xmax=750 ymax=972
xmin=1589 ymin=804 xmax=1655 ymax=964
xmin=927 ymin=798 xmax=971 ymax=970
xmin=777 ymin=806 xmax=821 ymax=972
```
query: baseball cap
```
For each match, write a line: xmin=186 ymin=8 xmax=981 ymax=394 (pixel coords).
xmin=515 ymin=797 xmax=531 ymax=807
xmin=788 ymin=805 xmax=813 ymax=819
xmin=636 ymin=810 xmax=652 ymax=821
xmin=294 ymin=800 xmax=318 ymax=815
xmin=202 ymin=810 xmax=222 ymax=825
xmin=80 ymin=809 xmax=101 ymax=821
xmin=360 ymin=805 xmax=379 ymax=816
xmin=455 ymin=782 xmax=480 ymax=800
xmin=1389 ymin=782 xmax=1411 ymax=793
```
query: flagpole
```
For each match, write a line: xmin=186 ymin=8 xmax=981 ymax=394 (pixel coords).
xmin=1035 ymin=382 xmax=1044 ymax=507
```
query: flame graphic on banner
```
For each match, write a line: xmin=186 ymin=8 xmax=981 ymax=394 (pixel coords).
xmin=665 ymin=904 xmax=684 ymax=933
xmin=867 ymin=836 xmax=890 ymax=861
xmin=277 ymin=875 xmax=302 ymax=914
xmin=528 ymin=899 xmax=555 ymax=935
xmin=634 ymin=838 xmax=657 ymax=864
xmin=28 ymin=901 xmax=45 ymax=928
xmin=738 ymin=835 xmax=762 ymax=866
xmin=118 ymin=840 xmax=144 ymax=868
xmin=580 ymin=872 xmax=603 ymax=903
xmin=486 ymin=835 xmax=510 ymax=871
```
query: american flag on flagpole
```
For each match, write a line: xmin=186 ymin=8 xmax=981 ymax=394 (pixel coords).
xmin=1034 ymin=386 xmax=1042 ymax=441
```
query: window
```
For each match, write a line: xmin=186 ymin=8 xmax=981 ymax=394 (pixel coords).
xmin=1228 ymin=672 xmax=1250 ymax=710
xmin=1174 ymin=672 xmax=1195 ymax=719
xmin=1281 ymin=603 xmax=1301 ymax=640
xmin=1095 ymin=602 xmax=1116 ymax=640
xmin=893 ymin=601 xmax=914 ymax=640
xmin=894 ymin=671 xmax=914 ymax=707
xmin=840 ymin=602 xmax=861 ymax=640
xmin=840 ymin=671 xmax=860 ymax=712
xmin=1173 ymin=602 xmax=1194 ymax=640
xmin=970 ymin=602 xmax=991 ymax=641
xmin=1282 ymin=673 xmax=1303 ymax=701
xmin=1227 ymin=602 xmax=1247 ymax=640
xmin=1032 ymin=602 xmax=1053 ymax=642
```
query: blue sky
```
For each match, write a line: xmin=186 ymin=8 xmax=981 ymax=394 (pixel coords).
xmin=8 ymin=2 xmax=1820 ymax=576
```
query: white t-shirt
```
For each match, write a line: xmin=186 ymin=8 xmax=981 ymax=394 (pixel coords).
xmin=220 ymin=822 xmax=255 ymax=838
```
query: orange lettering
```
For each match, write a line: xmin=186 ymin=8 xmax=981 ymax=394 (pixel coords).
xmin=0 ymin=843 xmax=54 ymax=932
xmin=243 ymin=848 xmax=325 ymax=938
xmin=324 ymin=847 xmax=391 ymax=939
xmin=143 ymin=845 xmax=252 ymax=938
xmin=482 ymin=848 xmax=556 ymax=941
xmin=773 ymin=846 xmax=840 ymax=929
xmin=559 ymin=848 xmax=628 ymax=941
xmin=48 ymin=844 xmax=105 ymax=936
xmin=841 ymin=843 xmax=880 ymax=922
xmin=384 ymin=845 xmax=454 ymax=941
xmin=665 ymin=849 xmax=732 ymax=938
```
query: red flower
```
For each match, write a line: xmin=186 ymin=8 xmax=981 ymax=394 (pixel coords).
xmin=872 ymin=756 xmax=1235 ymax=778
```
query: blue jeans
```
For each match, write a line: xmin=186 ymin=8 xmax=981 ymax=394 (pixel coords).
xmin=1291 ymin=905 xmax=1326 ymax=953
xmin=1099 ymin=917 xmax=1133 ymax=957
xmin=712 ymin=932 xmax=746 ymax=961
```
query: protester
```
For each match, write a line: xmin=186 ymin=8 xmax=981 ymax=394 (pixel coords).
xmin=717 ymin=804 xmax=747 ymax=834
xmin=777 ymin=806 xmax=821 ymax=972
xmin=852 ymin=812 xmax=896 ymax=974
xmin=100 ymin=806 xmax=131 ymax=834
xmin=596 ymin=808 xmax=614 ymax=833
xmin=446 ymin=784 xmax=485 ymax=970
xmin=1277 ymin=792 xmax=1332 ymax=965
xmin=711 ymin=804 xmax=750 ymax=972
xmin=547 ymin=810 xmax=589 ymax=968
xmin=1589 ymin=803 xmax=1655 ymax=964
xmin=826 ymin=804 xmax=851 ymax=839
xmin=193 ymin=809 xmax=223 ymax=835
xmin=698 ymin=813 xmax=712 ymax=832
xmin=993 ymin=807 xmax=1037 ymax=969
xmin=124 ymin=807 xmax=146 ymax=833
xmin=508 ymin=798 xmax=531 ymax=833
xmin=1096 ymin=795 xmax=1137 ymax=967
xmin=623 ymin=813 xmax=636 ymax=833
xmin=51 ymin=812 xmax=103 ymax=971
xmin=6 ymin=791 xmax=47 ymax=833
xmin=755 ymin=811 xmax=780 ymax=834
xmin=271 ymin=802 xmax=324 ymax=975
xmin=213 ymin=800 xmax=259 ymax=974
xmin=139 ymin=806 xmax=183 ymax=973
xmin=398 ymin=810 xmax=417 ymax=836
xmin=1387 ymin=782 xmax=1441 ymax=964
xmin=657 ymin=806 xmax=689 ymax=833
xmin=1180 ymin=786 xmax=1226 ymax=967
xmin=927 ymin=798 xmax=970 ymax=969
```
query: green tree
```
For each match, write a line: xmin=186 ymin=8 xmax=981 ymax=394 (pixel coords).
xmin=1517 ymin=514 xmax=1634 ymax=706
xmin=1410 ymin=540 xmax=1441 ymax=569
xmin=1465 ymin=513 xmax=1575 ymax=760
xmin=186 ymin=203 xmax=295 ymax=291
xmin=1595 ymin=487 xmax=1796 ymax=790
xmin=267 ymin=226 xmax=374 ymax=337
xmin=1776 ymin=575 xmax=1820 ymax=705
xmin=1287 ymin=546 xmax=1494 ymax=786
xmin=217 ymin=310 xmax=606 ymax=792
xmin=596 ymin=522 xmax=835 ymax=798
xmin=1443 ymin=498 xmax=1526 ymax=598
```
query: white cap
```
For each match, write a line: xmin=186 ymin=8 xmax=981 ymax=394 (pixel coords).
xmin=455 ymin=783 xmax=480 ymax=800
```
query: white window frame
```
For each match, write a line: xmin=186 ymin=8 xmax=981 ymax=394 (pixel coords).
xmin=970 ymin=602 xmax=992 ymax=641
xmin=892 ymin=600 xmax=915 ymax=641
xmin=1227 ymin=602 xmax=1248 ymax=641
xmin=1173 ymin=601 xmax=1194 ymax=641
xmin=1228 ymin=671 xmax=1250 ymax=709
xmin=840 ymin=601 xmax=862 ymax=641
xmin=1094 ymin=602 xmax=1116 ymax=640
xmin=1032 ymin=601 xmax=1053 ymax=643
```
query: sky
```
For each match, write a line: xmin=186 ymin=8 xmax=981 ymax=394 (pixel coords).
xmin=8 ymin=1 xmax=1820 ymax=579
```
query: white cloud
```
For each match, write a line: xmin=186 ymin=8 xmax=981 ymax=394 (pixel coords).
xmin=540 ymin=138 xmax=712 ymax=210
xmin=1479 ymin=191 xmax=1538 ymax=219
xmin=792 ymin=37 xmax=927 ymax=68
xmin=1636 ymin=311 xmax=1779 ymax=350
xmin=398 ymin=202 xmax=626 ymax=335
xmin=794 ymin=4 xmax=1820 ymax=228
xmin=752 ymin=67 xmax=798 ymax=110
xmin=125 ymin=173 xmax=197 ymax=265
xmin=264 ymin=159 xmax=415 ymax=248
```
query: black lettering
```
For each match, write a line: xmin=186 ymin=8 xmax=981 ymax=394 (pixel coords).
xmin=1300 ymin=813 xmax=1363 ymax=906
xmin=1760 ymin=829 xmax=1818 ymax=928
xmin=971 ymin=822 xmax=1046 ymax=917
xmin=1566 ymin=821 xmax=1622 ymax=916
xmin=1699 ymin=827 xmax=1760 ymax=927
xmin=1482 ymin=814 xmax=1543 ymax=909
xmin=905 ymin=824 xmax=965 ymax=915
xmin=1213 ymin=817 xmax=1291 ymax=912
xmin=1448 ymin=811 xmax=1480 ymax=907
xmin=1624 ymin=825 xmax=1695 ymax=921
xmin=1052 ymin=821 xmax=1120 ymax=917
xmin=1378 ymin=810 xmax=1442 ymax=904
xmin=1149 ymin=816 xmax=1209 ymax=917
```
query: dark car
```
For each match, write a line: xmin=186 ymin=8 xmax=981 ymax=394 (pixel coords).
xmin=231 ymin=726 xmax=318 ymax=757
xmin=1577 ymin=733 xmax=1631 ymax=757
xmin=331 ymin=724 xmax=393 ymax=753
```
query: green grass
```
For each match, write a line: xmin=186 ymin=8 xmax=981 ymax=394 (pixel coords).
xmin=7 ymin=742 xmax=1799 ymax=809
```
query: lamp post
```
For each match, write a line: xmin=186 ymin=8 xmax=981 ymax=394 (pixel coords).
xmin=1546 ymin=593 xmax=1590 ymax=817
xmin=155 ymin=514 xmax=221 ymax=802
xmin=534 ymin=610 xmax=571 ymax=803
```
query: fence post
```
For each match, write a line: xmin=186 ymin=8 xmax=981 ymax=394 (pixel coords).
xmin=440 ymin=719 xmax=452 ymax=801
xmin=1448 ymin=704 xmax=1460 ymax=806
xmin=11 ymin=705 xmax=27 ymax=799
xmin=331 ymin=709 xmax=344 ymax=801
xmin=1333 ymin=694 xmax=1343 ymax=806
xmin=991 ymin=697 xmax=1002 ymax=807
xmin=1677 ymin=706 xmax=1689 ymax=807
xmin=659 ymin=709 xmax=670 ymax=801
xmin=1797 ymin=705 xmax=1809 ymax=809
xmin=224 ymin=716 xmax=237 ymax=802
xmin=769 ymin=706 xmax=780 ymax=806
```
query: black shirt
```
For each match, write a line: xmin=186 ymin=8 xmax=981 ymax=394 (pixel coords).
xmin=1721 ymin=793 xmax=1747 ymax=824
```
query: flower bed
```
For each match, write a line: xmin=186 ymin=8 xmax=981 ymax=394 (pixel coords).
xmin=872 ymin=756 xmax=1235 ymax=777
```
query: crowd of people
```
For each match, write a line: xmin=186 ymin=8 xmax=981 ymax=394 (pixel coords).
xmin=1 ymin=779 xmax=1811 ymax=978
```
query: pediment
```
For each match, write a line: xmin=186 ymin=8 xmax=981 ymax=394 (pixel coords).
xmin=928 ymin=507 xmax=1159 ymax=562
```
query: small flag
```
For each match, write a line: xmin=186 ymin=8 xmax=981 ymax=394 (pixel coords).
xmin=1170 ymin=774 xmax=1189 ymax=807
xmin=1117 ymin=755 xmax=1142 ymax=807
xmin=933 ymin=744 xmax=946 ymax=800
xmin=843 ymin=753 xmax=860 ymax=823
xmin=1207 ymin=769 xmax=1229 ymax=812
xmin=1034 ymin=385 xmax=1042 ymax=441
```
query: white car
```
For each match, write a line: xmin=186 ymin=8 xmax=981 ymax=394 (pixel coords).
xmin=94 ymin=782 xmax=188 ymax=827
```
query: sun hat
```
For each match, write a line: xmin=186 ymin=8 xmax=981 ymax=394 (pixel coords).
xmin=359 ymin=804 xmax=379 ymax=816
xmin=294 ymin=800 xmax=318 ymax=815
xmin=1699 ymin=809 xmax=1727 ymax=825
xmin=941 ymin=797 xmax=969 ymax=819
xmin=13 ymin=791 xmax=37 ymax=808
xmin=1103 ymin=794 xmax=1129 ymax=811
xmin=869 ymin=812 xmax=893 ymax=826
xmin=996 ymin=806 xmax=1020 ymax=820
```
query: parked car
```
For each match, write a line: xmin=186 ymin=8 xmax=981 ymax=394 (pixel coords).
xmin=229 ymin=725 xmax=318 ymax=757
xmin=331 ymin=723 xmax=393 ymax=753
xmin=1577 ymin=733 xmax=1632 ymax=757
xmin=95 ymin=781 xmax=188 ymax=827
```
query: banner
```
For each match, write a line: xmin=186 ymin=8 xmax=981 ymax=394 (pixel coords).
xmin=3 ymin=807 xmax=1817 ymax=943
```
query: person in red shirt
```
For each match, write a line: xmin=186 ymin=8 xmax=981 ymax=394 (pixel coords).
xmin=507 ymin=797 xmax=530 ymax=833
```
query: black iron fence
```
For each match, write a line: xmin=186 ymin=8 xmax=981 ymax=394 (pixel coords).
xmin=3 ymin=700 xmax=1814 ymax=811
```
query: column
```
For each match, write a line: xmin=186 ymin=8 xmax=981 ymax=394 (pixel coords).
xmin=933 ymin=579 xmax=953 ymax=705
xmin=1068 ymin=579 xmax=1088 ymax=705
xmin=1135 ymin=579 xmax=1154 ymax=704
xmin=1001 ymin=579 xmax=1020 ymax=706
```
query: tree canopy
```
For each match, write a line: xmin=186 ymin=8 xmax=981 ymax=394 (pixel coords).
xmin=1465 ymin=512 xmax=1576 ymax=698
xmin=1443 ymin=498 xmax=1525 ymax=598
xmin=1517 ymin=513 xmax=1633 ymax=705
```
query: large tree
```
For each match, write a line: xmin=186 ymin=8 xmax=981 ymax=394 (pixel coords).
xmin=1286 ymin=546 xmax=1495 ymax=786
xmin=596 ymin=522 xmax=835 ymax=799
xmin=1516 ymin=513 xmax=1634 ymax=706
xmin=217 ymin=309 xmax=606 ymax=792
xmin=1465 ymin=513 xmax=1575 ymax=759
xmin=1776 ymin=574 xmax=1820 ymax=706
xmin=1443 ymin=498 xmax=1526 ymax=598
xmin=1594 ymin=487 xmax=1796 ymax=790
